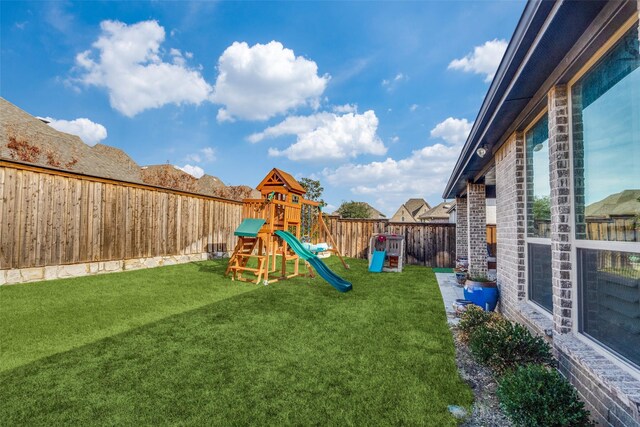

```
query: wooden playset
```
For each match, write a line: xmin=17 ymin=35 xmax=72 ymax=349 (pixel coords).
xmin=225 ymin=168 xmax=349 ymax=287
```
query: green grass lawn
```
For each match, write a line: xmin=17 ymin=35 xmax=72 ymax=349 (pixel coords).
xmin=0 ymin=257 xmax=472 ymax=425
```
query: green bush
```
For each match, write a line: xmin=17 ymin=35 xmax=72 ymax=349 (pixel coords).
xmin=468 ymin=318 xmax=553 ymax=374
xmin=497 ymin=364 xmax=594 ymax=427
xmin=457 ymin=305 xmax=501 ymax=343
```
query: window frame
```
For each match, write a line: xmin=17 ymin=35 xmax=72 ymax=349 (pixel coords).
xmin=567 ymin=15 xmax=640 ymax=375
xmin=523 ymin=108 xmax=553 ymax=316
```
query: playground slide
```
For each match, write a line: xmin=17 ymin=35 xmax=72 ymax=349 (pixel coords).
xmin=369 ymin=250 xmax=386 ymax=273
xmin=274 ymin=230 xmax=352 ymax=293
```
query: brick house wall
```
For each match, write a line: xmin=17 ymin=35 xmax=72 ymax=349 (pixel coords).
xmin=492 ymin=87 xmax=640 ymax=426
xmin=451 ymin=3 xmax=640 ymax=425
xmin=467 ymin=183 xmax=487 ymax=278
xmin=456 ymin=196 xmax=468 ymax=259
xmin=495 ymin=133 xmax=526 ymax=321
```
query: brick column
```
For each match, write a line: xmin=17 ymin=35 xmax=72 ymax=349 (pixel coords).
xmin=548 ymin=85 xmax=573 ymax=334
xmin=572 ymin=82 xmax=586 ymax=240
xmin=495 ymin=133 xmax=527 ymax=315
xmin=456 ymin=197 xmax=468 ymax=259
xmin=467 ymin=182 xmax=487 ymax=278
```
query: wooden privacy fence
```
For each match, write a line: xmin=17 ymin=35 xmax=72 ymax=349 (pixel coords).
xmin=319 ymin=217 xmax=458 ymax=268
xmin=0 ymin=159 xmax=489 ymax=271
xmin=487 ymin=224 xmax=497 ymax=256
xmin=0 ymin=160 xmax=243 ymax=270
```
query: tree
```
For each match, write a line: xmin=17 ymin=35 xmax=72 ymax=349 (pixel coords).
xmin=336 ymin=201 xmax=372 ymax=219
xmin=532 ymin=195 xmax=551 ymax=221
xmin=299 ymin=177 xmax=324 ymax=204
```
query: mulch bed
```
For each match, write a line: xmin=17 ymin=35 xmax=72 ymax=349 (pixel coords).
xmin=451 ymin=326 xmax=513 ymax=427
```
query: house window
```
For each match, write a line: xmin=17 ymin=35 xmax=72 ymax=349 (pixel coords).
xmin=572 ymin=24 xmax=640 ymax=243
xmin=526 ymin=114 xmax=550 ymax=238
xmin=525 ymin=113 xmax=552 ymax=312
xmin=572 ymin=23 xmax=640 ymax=367
xmin=528 ymin=243 xmax=552 ymax=312
xmin=579 ymin=248 xmax=640 ymax=368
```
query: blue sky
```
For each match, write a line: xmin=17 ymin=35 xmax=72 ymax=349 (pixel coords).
xmin=1 ymin=1 xmax=525 ymax=215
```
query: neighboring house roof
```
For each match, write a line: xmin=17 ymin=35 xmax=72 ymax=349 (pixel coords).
xmin=405 ymin=198 xmax=431 ymax=217
xmin=209 ymin=185 xmax=260 ymax=200
xmin=365 ymin=203 xmax=386 ymax=219
xmin=418 ymin=201 xmax=453 ymax=221
xmin=0 ymin=97 xmax=255 ymax=202
xmin=446 ymin=201 xmax=457 ymax=214
xmin=585 ymin=190 xmax=640 ymax=218
xmin=197 ymin=174 xmax=226 ymax=196
xmin=443 ymin=0 xmax=617 ymax=198
xmin=141 ymin=165 xmax=199 ymax=193
xmin=391 ymin=204 xmax=414 ymax=222
xmin=0 ymin=97 xmax=143 ymax=183
xmin=391 ymin=198 xmax=431 ymax=222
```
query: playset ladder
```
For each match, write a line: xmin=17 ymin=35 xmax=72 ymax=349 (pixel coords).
xmin=225 ymin=236 xmax=267 ymax=284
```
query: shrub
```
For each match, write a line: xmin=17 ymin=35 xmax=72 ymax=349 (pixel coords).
xmin=497 ymin=364 xmax=594 ymax=427
xmin=468 ymin=318 xmax=553 ymax=374
xmin=458 ymin=305 xmax=497 ymax=343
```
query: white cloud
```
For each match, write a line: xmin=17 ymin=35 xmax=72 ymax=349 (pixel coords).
xmin=381 ymin=73 xmax=408 ymax=91
xmin=201 ymin=147 xmax=216 ymax=161
xmin=215 ymin=108 xmax=234 ymax=123
xmin=320 ymin=116 xmax=471 ymax=214
xmin=185 ymin=147 xmax=216 ymax=163
xmin=43 ymin=117 xmax=108 ymax=146
xmin=323 ymin=203 xmax=337 ymax=213
xmin=448 ymin=39 xmax=508 ymax=82
xmin=322 ymin=143 xmax=462 ymax=215
xmin=390 ymin=136 xmax=400 ymax=144
xmin=211 ymin=41 xmax=329 ymax=121
xmin=250 ymin=110 xmax=386 ymax=161
xmin=410 ymin=104 xmax=418 ymax=112
xmin=332 ymin=103 xmax=357 ymax=114
xmin=429 ymin=117 xmax=473 ymax=145
xmin=248 ymin=112 xmax=333 ymax=143
xmin=176 ymin=164 xmax=205 ymax=178
xmin=75 ymin=20 xmax=212 ymax=117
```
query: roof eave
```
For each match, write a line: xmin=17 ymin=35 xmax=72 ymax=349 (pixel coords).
xmin=443 ymin=0 xmax=551 ymax=199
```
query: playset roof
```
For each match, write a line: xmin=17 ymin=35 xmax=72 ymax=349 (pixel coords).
xmin=256 ymin=168 xmax=307 ymax=195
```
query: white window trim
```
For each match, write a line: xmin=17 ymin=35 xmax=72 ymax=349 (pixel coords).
xmin=526 ymin=299 xmax=554 ymax=321
xmin=523 ymin=109 xmax=553 ymax=312
xmin=574 ymin=239 xmax=640 ymax=252
xmin=567 ymin=14 xmax=640 ymax=376
xmin=526 ymin=237 xmax=551 ymax=246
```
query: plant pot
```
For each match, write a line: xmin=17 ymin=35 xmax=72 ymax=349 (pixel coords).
xmin=454 ymin=270 xmax=468 ymax=286
xmin=455 ymin=257 xmax=469 ymax=270
xmin=464 ymin=279 xmax=499 ymax=311
xmin=452 ymin=299 xmax=474 ymax=315
xmin=465 ymin=278 xmax=497 ymax=288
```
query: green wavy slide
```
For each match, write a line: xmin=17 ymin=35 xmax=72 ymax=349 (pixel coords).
xmin=274 ymin=230 xmax=352 ymax=293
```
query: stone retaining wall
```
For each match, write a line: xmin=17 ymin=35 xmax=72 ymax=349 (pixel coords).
xmin=0 ymin=252 xmax=229 ymax=285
